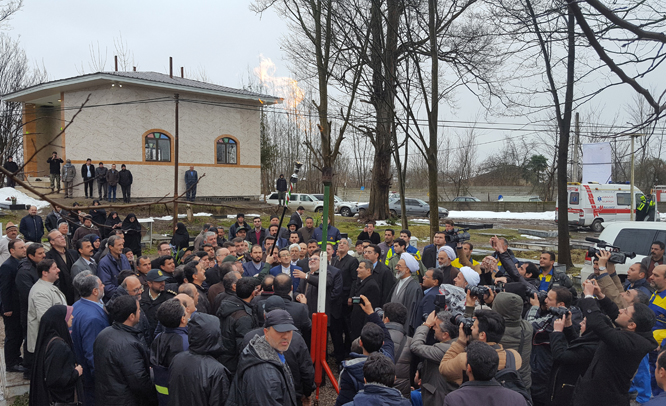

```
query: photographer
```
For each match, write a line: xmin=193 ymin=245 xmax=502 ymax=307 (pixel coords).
xmin=335 ymin=294 xmax=394 ymax=406
xmin=527 ymin=287 xmax=581 ymax=406
xmin=410 ymin=310 xmax=458 ymax=406
xmin=443 ymin=220 xmax=458 ymax=249
xmin=438 ymin=309 xmax=521 ymax=386
xmin=491 ymin=236 xmax=538 ymax=296
xmin=571 ymin=280 xmax=657 ymax=406
xmin=590 ymin=250 xmax=635 ymax=309
xmin=493 ymin=292 xmax=534 ymax=390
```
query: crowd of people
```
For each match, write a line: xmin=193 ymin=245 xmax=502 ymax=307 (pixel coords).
xmin=1 ymin=203 xmax=666 ymax=406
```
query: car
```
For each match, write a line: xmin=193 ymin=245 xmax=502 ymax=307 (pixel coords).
xmin=453 ymin=196 xmax=481 ymax=202
xmin=312 ymin=194 xmax=360 ymax=217
xmin=265 ymin=192 xmax=324 ymax=212
xmin=358 ymin=198 xmax=448 ymax=219
xmin=579 ymin=221 xmax=666 ymax=281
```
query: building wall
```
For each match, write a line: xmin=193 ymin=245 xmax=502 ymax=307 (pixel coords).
xmin=23 ymin=104 xmax=64 ymax=178
xmin=60 ymin=84 xmax=261 ymax=198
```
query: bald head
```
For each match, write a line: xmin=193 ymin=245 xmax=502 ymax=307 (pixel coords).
xmin=651 ymin=265 xmax=666 ymax=292
xmin=174 ymin=293 xmax=196 ymax=316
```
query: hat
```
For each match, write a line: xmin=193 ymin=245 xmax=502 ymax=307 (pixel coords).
xmin=439 ymin=246 xmax=456 ymax=261
xmin=146 ymin=269 xmax=170 ymax=282
xmin=66 ymin=159 xmax=71 ymax=163
xmin=264 ymin=296 xmax=286 ymax=313
xmin=222 ymin=255 xmax=237 ymax=263
xmin=459 ymin=266 xmax=480 ymax=287
xmin=400 ymin=253 xmax=419 ymax=273
xmin=264 ymin=309 xmax=298 ymax=332
xmin=5 ymin=222 xmax=17 ymax=230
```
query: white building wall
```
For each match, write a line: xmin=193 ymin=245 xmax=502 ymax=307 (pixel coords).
xmin=62 ymin=84 xmax=261 ymax=198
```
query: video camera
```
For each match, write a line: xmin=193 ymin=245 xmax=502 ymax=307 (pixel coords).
xmin=446 ymin=228 xmax=471 ymax=244
xmin=466 ymin=284 xmax=504 ymax=301
xmin=548 ymin=306 xmax=569 ymax=318
xmin=585 ymin=237 xmax=636 ymax=265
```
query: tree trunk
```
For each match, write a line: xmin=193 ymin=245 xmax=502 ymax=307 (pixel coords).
xmin=427 ymin=0 xmax=440 ymax=241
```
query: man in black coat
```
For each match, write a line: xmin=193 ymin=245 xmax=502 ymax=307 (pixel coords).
xmin=276 ymin=174 xmax=288 ymax=206
xmin=349 ymin=259 xmax=381 ymax=341
xmin=331 ymin=238 xmax=358 ymax=357
xmin=19 ymin=206 xmax=44 ymax=243
xmin=0 ymin=239 xmax=27 ymax=372
xmin=572 ymin=280 xmax=658 ymax=406
xmin=216 ymin=276 xmax=257 ymax=375
xmin=271 ymin=274 xmax=312 ymax=344
xmin=118 ymin=164 xmax=133 ymax=203
xmin=15 ymin=243 xmax=45 ymax=377
xmin=94 ymin=295 xmax=157 ymax=406
xmin=3 ymin=156 xmax=19 ymax=187
xmin=364 ymin=244 xmax=395 ymax=306
xmin=290 ymin=206 xmax=304 ymax=230
xmin=294 ymin=249 xmax=342 ymax=320
xmin=139 ymin=269 xmax=176 ymax=340
xmin=169 ymin=313 xmax=231 ymax=406
xmin=46 ymin=151 xmax=63 ymax=193
xmin=95 ymin=162 xmax=108 ymax=200
xmin=45 ymin=229 xmax=77 ymax=305
xmin=248 ymin=217 xmax=266 ymax=247
xmin=81 ymin=158 xmax=95 ymax=199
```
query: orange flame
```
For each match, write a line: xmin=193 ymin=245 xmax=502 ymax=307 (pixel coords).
xmin=253 ymin=55 xmax=304 ymax=110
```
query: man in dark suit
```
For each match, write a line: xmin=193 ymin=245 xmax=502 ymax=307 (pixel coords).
xmin=331 ymin=238 xmax=358 ymax=359
xmin=45 ymin=229 xmax=77 ymax=305
xmin=0 ymin=239 xmax=27 ymax=372
xmin=269 ymin=248 xmax=303 ymax=292
xmin=81 ymin=158 xmax=96 ymax=199
xmin=364 ymin=244 xmax=396 ymax=306
xmin=294 ymin=248 xmax=342 ymax=320
xmin=289 ymin=206 xmax=305 ymax=230
xmin=412 ymin=268 xmax=445 ymax=332
xmin=185 ymin=166 xmax=198 ymax=202
xmin=247 ymin=217 xmax=266 ymax=247
xmin=271 ymin=274 xmax=312 ymax=345
xmin=71 ymin=238 xmax=98 ymax=280
xmin=349 ymin=259 xmax=381 ymax=341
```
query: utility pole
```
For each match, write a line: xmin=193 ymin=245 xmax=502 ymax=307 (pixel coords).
xmin=173 ymin=93 xmax=179 ymax=232
xmin=627 ymin=133 xmax=646 ymax=221
xmin=572 ymin=112 xmax=580 ymax=182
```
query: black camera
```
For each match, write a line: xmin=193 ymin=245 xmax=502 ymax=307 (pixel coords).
xmin=548 ymin=306 xmax=569 ymax=317
xmin=434 ymin=294 xmax=447 ymax=312
xmin=585 ymin=237 xmax=636 ymax=265
xmin=446 ymin=228 xmax=471 ymax=244
xmin=451 ymin=313 xmax=475 ymax=336
xmin=466 ymin=284 xmax=503 ymax=301
xmin=351 ymin=296 xmax=364 ymax=305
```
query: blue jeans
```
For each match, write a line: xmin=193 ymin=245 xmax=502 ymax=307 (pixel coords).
xmin=107 ymin=185 xmax=117 ymax=201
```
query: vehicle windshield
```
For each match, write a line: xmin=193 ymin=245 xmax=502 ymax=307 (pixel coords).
xmin=416 ymin=199 xmax=427 ymax=205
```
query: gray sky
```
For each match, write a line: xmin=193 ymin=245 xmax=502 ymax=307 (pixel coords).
xmin=5 ymin=1 xmax=664 ymax=164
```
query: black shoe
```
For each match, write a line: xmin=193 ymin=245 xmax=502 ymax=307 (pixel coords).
xmin=6 ymin=364 xmax=26 ymax=373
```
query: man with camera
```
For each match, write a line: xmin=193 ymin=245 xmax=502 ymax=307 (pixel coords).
xmin=348 ymin=260 xmax=381 ymax=341
xmin=411 ymin=310 xmax=458 ymax=406
xmin=527 ymin=286 xmax=581 ymax=406
xmin=439 ymin=308 xmax=521 ymax=386
xmin=571 ymin=280 xmax=657 ymax=406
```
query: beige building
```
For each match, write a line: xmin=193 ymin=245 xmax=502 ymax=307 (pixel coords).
xmin=2 ymin=71 xmax=280 ymax=199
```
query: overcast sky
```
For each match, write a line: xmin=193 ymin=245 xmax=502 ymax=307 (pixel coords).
xmin=5 ymin=1 xmax=664 ymax=163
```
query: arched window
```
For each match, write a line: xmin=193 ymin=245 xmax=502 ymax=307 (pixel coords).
xmin=216 ymin=137 xmax=238 ymax=164
xmin=145 ymin=132 xmax=171 ymax=162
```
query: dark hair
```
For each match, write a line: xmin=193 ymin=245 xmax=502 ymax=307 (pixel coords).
xmin=543 ymin=251 xmax=556 ymax=262
xmin=218 ymin=262 xmax=234 ymax=279
xmin=268 ymin=224 xmax=279 ymax=232
xmin=355 ymin=240 xmax=364 ymax=247
xmin=274 ymin=274 xmax=292 ymax=296
xmin=363 ymin=353 xmax=395 ymax=386
xmin=551 ymin=287 xmax=573 ymax=308
xmin=366 ymin=220 xmax=376 ymax=226
xmin=400 ymin=229 xmax=411 ymax=238
xmin=76 ymin=238 xmax=92 ymax=251
xmin=383 ymin=302 xmax=407 ymax=325
xmin=463 ymin=242 xmax=474 ymax=250
xmin=444 ymin=219 xmax=454 ymax=226
xmin=466 ymin=341 xmax=499 ymax=381
xmin=434 ymin=231 xmax=446 ymax=238
xmin=183 ymin=261 xmax=199 ymax=283
xmin=261 ymin=275 xmax=274 ymax=292
xmin=158 ymin=255 xmax=174 ymax=268
xmin=658 ymin=348 xmax=666 ymax=372
xmin=290 ymin=232 xmax=299 ymax=239
xmin=117 ymin=270 xmax=135 ymax=286
xmin=157 ymin=299 xmax=185 ymax=329
xmin=394 ymin=239 xmax=406 ymax=248
xmin=305 ymin=216 xmax=313 ymax=221
xmin=264 ymin=236 xmax=276 ymax=243
xmin=202 ymin=243 xmax=213 ymax=249
xmin=202 ymin=223 xmax=211 ymax=231
xmin=358 ymin=259 xmax=373 ymax=270
xmin=136 ymin=255 xmax=149 ymax=267
xmin=431 ymin=269 xmax=445 ymax=286
xmin=437 ymin=311 xmax=458 ymax=338
xmin=27 ymin=243 xmax=44 ymax=259
xmin=108 ymin=295 xmax=139 ymax=323
xmin=634 ymin=290 xmax=650 ymax=305
xmin=653 ymin=241 xmax=666 ymax=250
xmin=524 ymin=263 xmax=539 ymax=278
xmin=37 ymin=259 xmax=55 ymax=278
xmin=632 ymin=303 xmax=657 ymax=333
xmin=368 ymin=244 xmax=381 ymax=256
xmin=194 ymin=251 xmax=207 ymax=259
xmin=222 ymin=271 xmax=239 ymax=292
xmin=122 ymin=247 xmax=133 ymax=255
xmin=222 ymin=242 xmax=234 ymax=249
xmin=297 ymin=206 xmax=305 ymax=211
xmin=8 ymin=239 xmax=22 ymax=252
xmin=473 ymin=309 xmax=506 ymax=343
xmin=231 ymin=237 xmax=244 ymax=244
xmin=236 ymin=277 xmax=258 ymax=300
xmin=384 ymin=229 xmax=394 ymax=236
xmin=360 ymin=322 xmax=384 ymax=353
xmin=157 ymin=241 xmax=170 ymax=251
xmin=270 ymin=215 xmax=278 ymax=221
xmin=253 ymin=216 xmax=261 ymax=221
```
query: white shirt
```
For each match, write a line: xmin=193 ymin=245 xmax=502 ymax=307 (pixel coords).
xmin=281 ymin=265 xmax=291 ymax=275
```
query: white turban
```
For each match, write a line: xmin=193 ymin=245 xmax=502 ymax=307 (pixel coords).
xmin=400 ymin=253 xmax=419 ymax=273
xmin=459 ymin=266 xmax=480 ymax=287
xmin=439 ymin=245 xmax=456 ymax=261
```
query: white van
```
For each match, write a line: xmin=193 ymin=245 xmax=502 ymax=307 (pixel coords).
xmin=557 ymin=182 xmax=657 ymax=232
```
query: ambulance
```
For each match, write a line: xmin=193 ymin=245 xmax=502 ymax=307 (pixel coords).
xmin=556 ymin=182 xmax=656 ymax=232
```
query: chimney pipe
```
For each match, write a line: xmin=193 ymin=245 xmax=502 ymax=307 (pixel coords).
xmin=114 ymin=56 xmax=118 ymax=72
xmin=169 ymin=57 xmax=173 ymax=78
xmin=181 ymin=67 xmax=184 ymax=78
xmin=133 ymin=66 xmax=136 ymax=71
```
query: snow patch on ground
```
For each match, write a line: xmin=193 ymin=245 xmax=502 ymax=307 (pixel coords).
xmin=148 ymin=212 xmax=213 ymax=221
xmin=0 ymin=187 xmax=50 ymax=210
xmin=520 ymin=234 xmax=544 ymax=240
xmin=447 ymin=210 xmax=556 ymax=221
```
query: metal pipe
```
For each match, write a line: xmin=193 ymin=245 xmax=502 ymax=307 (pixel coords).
xmin=173 ymin=94 xmax=179 ymax=232
xmin=169 ymin=57 xmax=173 ymax=78
xmin=114 ymin=56 xmax=118 ymax=72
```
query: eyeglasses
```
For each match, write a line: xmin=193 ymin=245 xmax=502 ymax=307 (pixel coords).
xmin=131 ymin=286 xmax=144 ymax=294
xmin=309 ymin=257 xmax=320 ymax=262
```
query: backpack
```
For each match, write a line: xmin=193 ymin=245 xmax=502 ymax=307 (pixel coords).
xmin=495 ymin=350 xmax=533 ymax=406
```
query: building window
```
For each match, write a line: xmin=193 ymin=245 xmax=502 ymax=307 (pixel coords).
xmin=216 ymin=137 xmax=237 ymax=164
xmin=145 ymin=132 xmax=171 ymax=162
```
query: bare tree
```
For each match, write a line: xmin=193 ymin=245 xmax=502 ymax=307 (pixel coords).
xmin=0 ymin=0 xmax=22 ymax=26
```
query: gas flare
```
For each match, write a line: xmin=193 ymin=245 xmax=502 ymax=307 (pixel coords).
xmin=253 ymin=55 xmax=304 ymax=111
